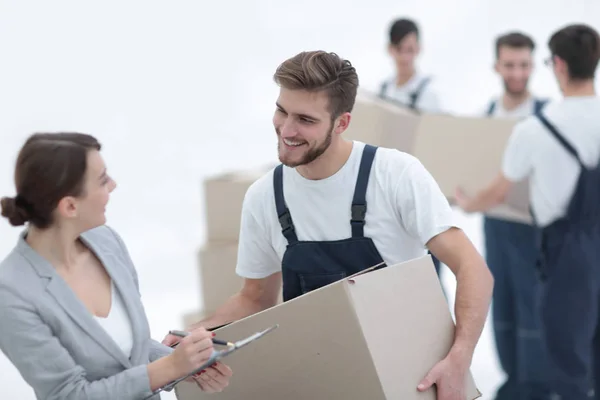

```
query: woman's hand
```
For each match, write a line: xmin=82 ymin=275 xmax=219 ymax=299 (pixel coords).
xmin=191 ymin=362 xmax=233 ymax=393
xmin=168 ymin=328 xmax=214 ymax=376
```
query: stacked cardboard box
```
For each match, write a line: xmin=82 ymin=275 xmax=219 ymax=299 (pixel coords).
xmin=194 ymin=165 xmax=277 ymax=322
xmin=345 ymin=91 xmax=531 ymax=224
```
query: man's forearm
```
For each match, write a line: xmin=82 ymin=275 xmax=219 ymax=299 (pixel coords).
xmin=449 ymin=260 xmax=494 ymax=363
xmin=188 ymin=292 xmax=268 ymax=331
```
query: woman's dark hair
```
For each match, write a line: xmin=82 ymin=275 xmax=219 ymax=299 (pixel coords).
xmin=0 ymin=132 xmax=102 ymax=229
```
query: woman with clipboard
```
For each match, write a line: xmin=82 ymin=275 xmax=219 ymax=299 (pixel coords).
xmin=0 ymin=132 xmax=232 ymax=399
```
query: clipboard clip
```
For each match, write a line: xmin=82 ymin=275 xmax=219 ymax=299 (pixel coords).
xmin=144 ymin=324 xmax=279 ymax=399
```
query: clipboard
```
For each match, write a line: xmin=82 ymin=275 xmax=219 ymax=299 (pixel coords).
xmin=143 ymin=324 xmax=279 ymax=399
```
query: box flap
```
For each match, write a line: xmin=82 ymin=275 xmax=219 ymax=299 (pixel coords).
xmin=347 ymin=255 xmax=481 ymax=400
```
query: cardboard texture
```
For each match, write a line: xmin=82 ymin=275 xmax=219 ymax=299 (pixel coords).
xmin=175 ymin=256 xmax=481 ymax=400
xmin=345 ymin=94 xmax=532 ymax=223
xmin=204 ymin=165 xmax=276 ymax=243
xmin=412 ymin=114 xmax=532 ymax=224
xmin=197 ymin=243 xmax=283 ymax=317
xmin=197 ymin=243 xmax=244 ymax=315
xmin=344 ymin=92 xmax=421 ymax=153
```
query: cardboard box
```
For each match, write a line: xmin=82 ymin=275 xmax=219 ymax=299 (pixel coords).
xmin=345 ymin=91 xmax=421 ymax=153
xmin=411 ymin=114 xmax=531 ymax=224
xmin=196 ymin=243 xmax=283 ymax=321
xmin=204 ymin=165 xmax=276 ymax=243
xmin=197 ymin=243 xmax=244 ymax=314
xmin=345 ymin=93 xmax=531 ymax=223
xmin=175 ymin=255 xmax=481 ymax=400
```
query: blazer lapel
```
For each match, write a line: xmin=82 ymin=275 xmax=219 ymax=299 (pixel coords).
xmin=45 ymin=277 xmax=132 ymax=368
xmin=17 ymin=232 xmax=133 ymax=369
xmin=79 ymin=234 xmax=147 ymax=365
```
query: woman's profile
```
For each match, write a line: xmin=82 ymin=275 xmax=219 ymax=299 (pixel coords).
xmin=0 ymin=132 xmax=231 ymax=399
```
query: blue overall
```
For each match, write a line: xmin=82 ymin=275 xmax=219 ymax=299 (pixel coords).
xmin=534 ymin=112 xmax=600 ymax=399
xmin=485 ymin=98 xmax=550 ymax=400
xmin=379 ymin=76 xmax=432 ymax=111
xmin=273 ymin=144 xmax=386 ymax=302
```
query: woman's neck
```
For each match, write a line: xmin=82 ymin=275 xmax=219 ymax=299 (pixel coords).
xmin=26 ymin=225 xmax=84 ymax=271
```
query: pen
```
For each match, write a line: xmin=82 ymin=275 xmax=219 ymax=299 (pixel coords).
xmin=169 ymin=330 xmax=234 ymax=347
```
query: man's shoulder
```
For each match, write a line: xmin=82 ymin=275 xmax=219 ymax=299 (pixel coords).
xmin=373 ymin=145 xmax=420 ymax=169
xmin=243 ymin=166 xmax=277 ymax=210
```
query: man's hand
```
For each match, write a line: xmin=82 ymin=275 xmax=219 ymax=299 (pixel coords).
xmin=417 ymin=352 xmax=470 ymax=399
xmin=454 ymin=187 xmax=474 ymax=213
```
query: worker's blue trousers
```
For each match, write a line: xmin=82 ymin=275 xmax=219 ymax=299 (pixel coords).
xmin=484 ymin=217 xmax=550 ymax=399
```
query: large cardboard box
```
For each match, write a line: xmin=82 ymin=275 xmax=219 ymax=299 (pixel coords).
xmin=345 ymin=92 xmax=531 ymax=223
xmin=204 ymin=165 xmax=276 ymax=243
xmin=175 ymin=255 xmax=481 ymax=400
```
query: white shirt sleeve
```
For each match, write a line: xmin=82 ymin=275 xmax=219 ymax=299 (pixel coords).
xmin=501 ymin=119 xmax=535 ymax=182
xmin=235 ymin=185 xmax=282 ymax=279
xmin=394 ymin=158 xmax=456 ymax=246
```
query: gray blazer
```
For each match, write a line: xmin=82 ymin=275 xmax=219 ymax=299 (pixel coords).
xmin=0 ymin=225 xmax=174 ymax=400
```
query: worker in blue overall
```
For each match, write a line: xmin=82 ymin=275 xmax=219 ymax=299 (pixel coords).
xmin=455 ymin=24 xmax=600 ymax=400
xmin=378 ymin=17 xmax=445 ymax=278
xmin=165 ymin=50 xmax=494 ymax=398
xmin=482 ymin=32 xmax=551 ymax=400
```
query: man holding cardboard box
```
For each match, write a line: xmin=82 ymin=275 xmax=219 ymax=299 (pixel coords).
xmin=482 ymin=31 xmax=551 ymax=400
xmin=456 ymin=24 xmax=600 ymax=400
xmin=167 ymin=50 xmax=494 ymax=398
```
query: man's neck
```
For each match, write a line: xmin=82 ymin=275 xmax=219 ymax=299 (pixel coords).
xmin=562 ymin=79 xmax=596 ymax=97
xmin=395 ymin=67 xmax=416 ymax=87
xmin=501 ymin=91 xmax=531 ymax=111
xmin=295 ymin=140 xmax=354 ymax=181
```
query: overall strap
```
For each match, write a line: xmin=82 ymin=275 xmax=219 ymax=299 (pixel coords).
xmin=534 ymin=111 xmax=584 ymax=167
xmin=273 ymin=164 xmax=299 ymax=244
xmin=351 ymin=144 xmax=378 ymax=237
xmin=379 ymin=81 xmax=388 ymax=99
xmin=533 ymin=98 xmax=549 ymax=114
xmin=486 ymin=100 xmax=496 ymax=116
xmin=409 ymin=77 xmax=431 ymax=109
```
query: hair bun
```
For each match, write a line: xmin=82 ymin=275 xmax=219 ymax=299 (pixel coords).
xmin=0 ymin=196 xmax=30 ymax=226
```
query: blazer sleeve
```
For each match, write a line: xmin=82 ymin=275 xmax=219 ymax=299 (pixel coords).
xmin=0 ymin=285 xmax=155 ymax=400
xmin=106 ymin=226 xmax=174 ymax=362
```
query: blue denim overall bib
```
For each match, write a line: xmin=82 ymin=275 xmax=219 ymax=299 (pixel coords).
xmin=273 ymin=144 xmax=386 ymax=302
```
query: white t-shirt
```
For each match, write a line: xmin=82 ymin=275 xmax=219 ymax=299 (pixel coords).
xmin=483 ymin=96 xmax=545 ymax=119
xmin=236 ymin=141 xmax=456 ymax=279
xmin=94 ymin=281 xmax=134 ymax=358
xmin=501 ymin=96 xmax=600 ymax=227
xmin=380 ymin=72 xmax=442 ymax=114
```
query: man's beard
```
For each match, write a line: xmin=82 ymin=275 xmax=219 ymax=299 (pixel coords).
xmin=277 ymin=126 xmax=333 ymax=168
xmin=503 ymin=79 xmax=529 ymax=97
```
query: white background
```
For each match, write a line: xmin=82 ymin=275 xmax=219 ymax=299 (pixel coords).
xmin=1 ymin=0 xmax=599 ymax=398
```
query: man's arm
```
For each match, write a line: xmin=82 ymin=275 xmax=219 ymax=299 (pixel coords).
xmin=169 ymin=179 xmax=282 ymax=338
xmin=427 ymin=228 xmax=493 ymax=363
xmin=455 ymin=118 xmax=533 ymax=214
xmin=454 ymin=173 xmax=513 ymax=213
xmin=188 ymin=273 xmax=282 ymax=330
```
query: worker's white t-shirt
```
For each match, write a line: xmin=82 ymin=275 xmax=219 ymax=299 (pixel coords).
xmin=501 ymin=96 xmax=600 ymax=227
xmin=379 ymin=72 xmax=442 ymax=114
xmin=236 ymin=141 xmax=457 ymax=279
xmin=484 ymin=96 xmax=545 ymax=119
